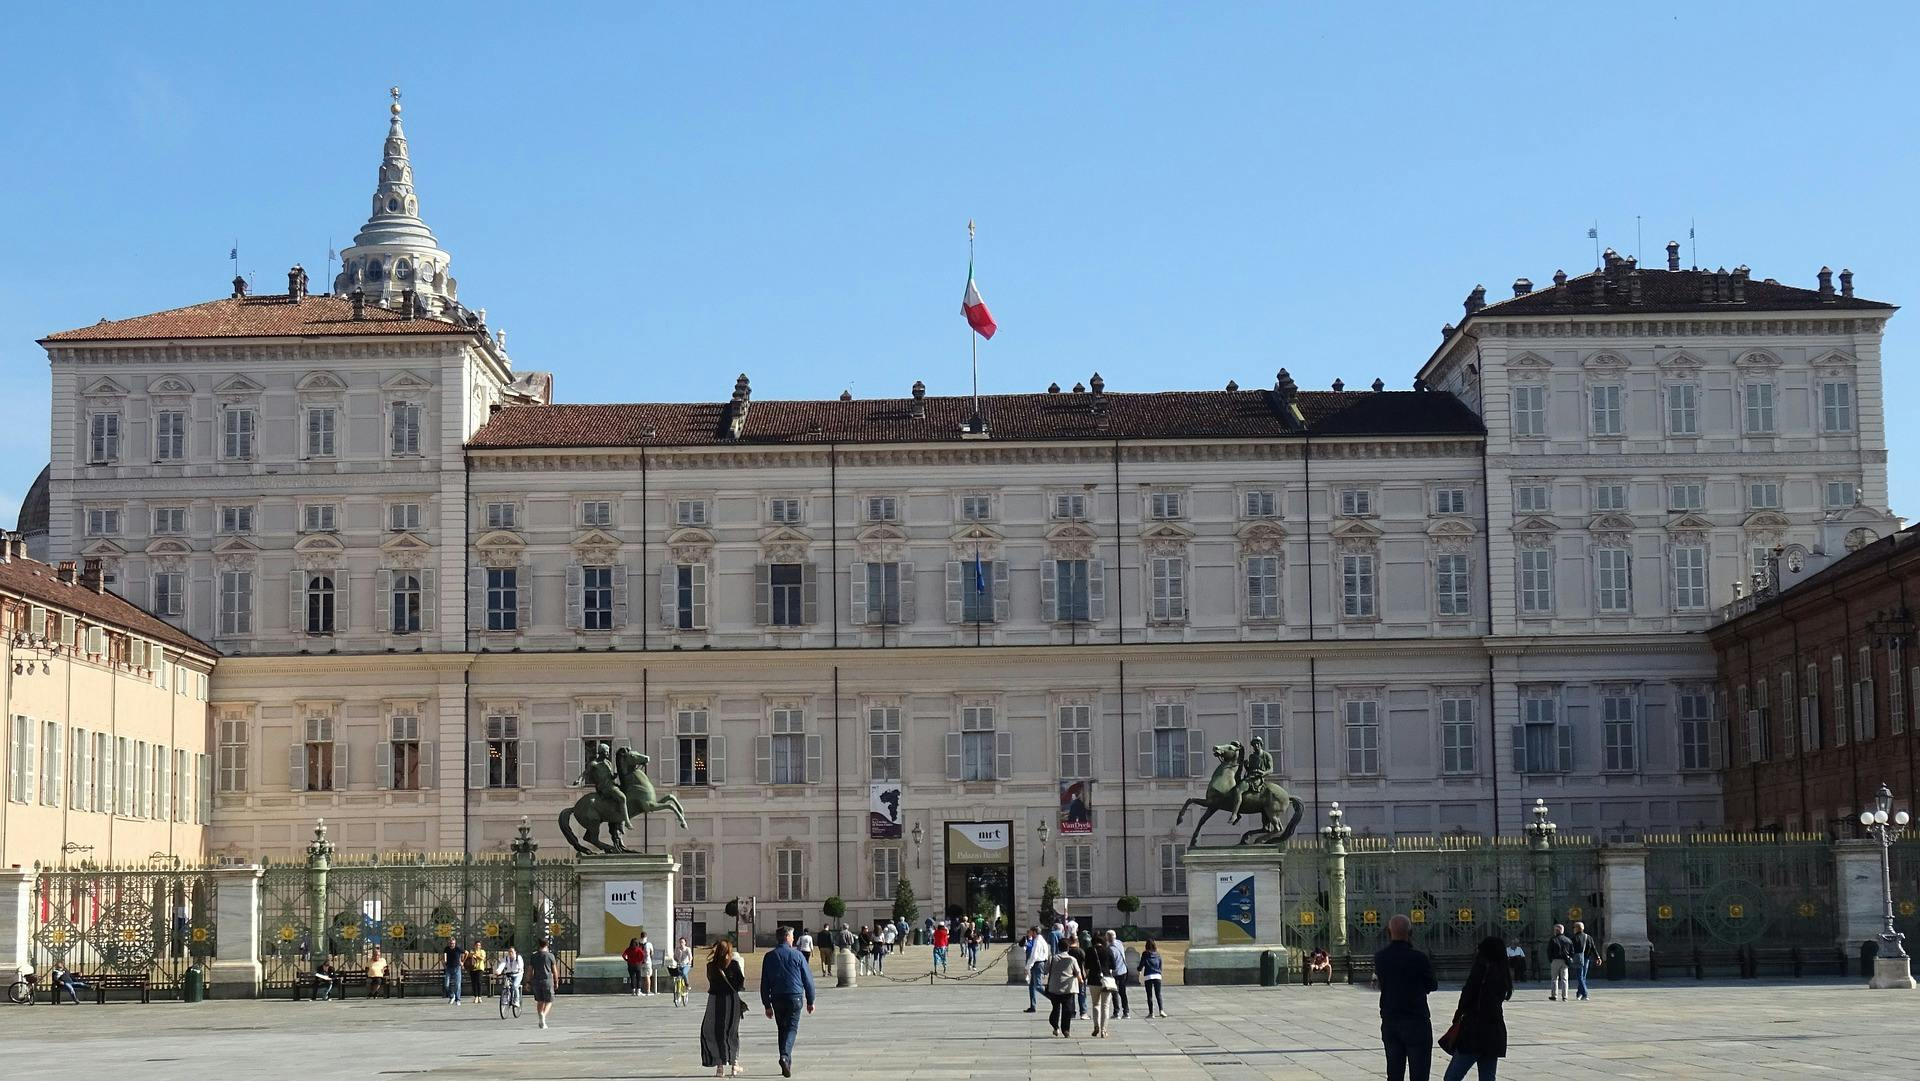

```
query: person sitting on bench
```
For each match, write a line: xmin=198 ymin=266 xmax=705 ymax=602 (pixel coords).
xmin=365 ymin=947 xmax=390 ymax=997
xmin=313 ymin=958 xmax=338 ymax=1001
xmin=1306 ymin=947 xmax=1334 ymax=985
xmin=50 ymin=965 xmax=89 ymax=1004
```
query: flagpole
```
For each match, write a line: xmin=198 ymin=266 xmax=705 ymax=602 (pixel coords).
xmin=968 ymin=220 xmax=980 ymax=431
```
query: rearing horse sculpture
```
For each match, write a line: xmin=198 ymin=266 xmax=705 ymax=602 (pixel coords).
xmin=558 ymin=747 xmax=689 ymax=854
xmin=1174 ymin=741 xmax=1305 ymax=848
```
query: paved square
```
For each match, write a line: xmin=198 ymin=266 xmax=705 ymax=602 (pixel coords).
xmin=2 ymin=972 xmax=1914 ymax=1079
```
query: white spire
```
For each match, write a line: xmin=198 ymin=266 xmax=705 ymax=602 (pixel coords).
xmin=332 ymin=87 xmax=456 ymax=312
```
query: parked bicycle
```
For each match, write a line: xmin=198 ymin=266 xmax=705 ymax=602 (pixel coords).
xmin=7 ymin=968 xmax=36 ymax=1005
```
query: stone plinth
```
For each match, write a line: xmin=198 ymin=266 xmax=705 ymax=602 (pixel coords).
xmin=1598 ymin=844 xmax=1651 ymax=963
xmin=207 ymin=865 xmax=265 ymax=998
xmin=1833 ymin=840 xmax=1889 ymax=959
xmin=1181 ymin=847 xmax=1286 ymax=985
xmin=1870 ymin=953 xmax=1918 ymax=989
xmin=574 ymin=853 xmax=676 ymax=993
xmin=0 ymin=866 xmax=32 ymax=986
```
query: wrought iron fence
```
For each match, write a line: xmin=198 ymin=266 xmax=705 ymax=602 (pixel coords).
xmin=1644 ymin=833 xmax=1836 ymax=965
xmin=533 ymin=858 xmax=581 ymax=990
xmin=1344 ymin=836 xmax=1561 ymax=961
xmin=29 ymin=862 xmax=219 ymax=995
xmin=1890 ymin=840 xmax=1920 ymax=943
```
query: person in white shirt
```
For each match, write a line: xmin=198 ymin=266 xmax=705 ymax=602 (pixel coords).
xmin=492 ymin=946 xmax=524 ymax=1011
xmin=879 ymin=920 xmax=898 ymax=974
xmin=639 ymin=932 xmax=657 ymax=996
xmin=670 ymin=938 xmax=695 ymax=1007
xmin=796 ymin=929 xmax=815 ymax=972
xmin=1022 ymin=927 xmax=1053 ymax=1013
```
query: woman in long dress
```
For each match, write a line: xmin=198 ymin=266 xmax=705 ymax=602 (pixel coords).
xmin=700 ymin=939 xmax=747 ymax=1077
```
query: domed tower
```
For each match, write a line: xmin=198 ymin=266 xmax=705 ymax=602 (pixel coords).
xmin=332 ymin=87 xmax=457 ymax=313
xmin=15 ymin=463 xmax=49 ymax=561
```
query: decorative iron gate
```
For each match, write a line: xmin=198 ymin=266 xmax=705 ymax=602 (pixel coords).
xmin=29 ymin=863 xmax=218 ymax=995
xmin=1345 ymin=837 xmax=1546 ymax=961
xmin=1645 ymin=833 xmax=1836 ymax=963
xmin=533 ymin=858 xmax=581 ymax=989
xmin=259 ymin=863 xmax=308 ymax=992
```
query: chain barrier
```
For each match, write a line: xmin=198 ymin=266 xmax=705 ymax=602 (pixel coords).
xmin=848 ymin=943 xmax=1015 ymax=984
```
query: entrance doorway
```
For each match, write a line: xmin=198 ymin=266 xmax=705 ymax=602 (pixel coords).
xmin=943 ymin=821 xmax=1015 ymax=935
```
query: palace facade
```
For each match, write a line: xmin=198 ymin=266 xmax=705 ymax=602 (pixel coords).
xmin=26 ymin=96 xmax=1899 ymax=932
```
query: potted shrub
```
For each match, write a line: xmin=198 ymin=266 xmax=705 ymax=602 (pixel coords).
xmin=1116 ymin=895 xmax=1142 ymax=941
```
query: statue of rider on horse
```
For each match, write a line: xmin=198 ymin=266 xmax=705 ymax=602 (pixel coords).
xmin=558 ymin=743 xmax=689 ymax=854
xmin=1175 ymin=740 xmax=1304 ymax=848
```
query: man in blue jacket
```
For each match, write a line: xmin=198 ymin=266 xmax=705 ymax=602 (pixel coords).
xmin=761 ymin=926 xmax=817 ymax=1077
xmin=1372 ymin=913 xmax=1438 ymax=1081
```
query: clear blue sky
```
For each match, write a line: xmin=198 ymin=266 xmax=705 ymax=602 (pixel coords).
xmin=4 ymin=3 xmax=1917 ymax=525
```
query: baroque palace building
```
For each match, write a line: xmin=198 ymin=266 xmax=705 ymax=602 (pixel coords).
xmin=26 ymin=96 xmax=1900 ymax=933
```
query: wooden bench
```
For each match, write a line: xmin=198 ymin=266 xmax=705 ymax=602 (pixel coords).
xmin=294 ymin=967 xmax=368 ymax=1001
xmin=395 ymin=968 xmax=444 ymax=998
xmin=50 ymin=972 xmax=151 ymax=1004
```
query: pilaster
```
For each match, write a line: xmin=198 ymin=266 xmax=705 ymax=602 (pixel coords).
xmin=1834 ymin=839 xmax=1889 ymax=955
xmin=207 ymin=864 xmax=265 ymax=997
xmin=0 ymin=866 xmax=33 ymax=985
xmin=1597 ymin=844 xmax=1650 ymax=961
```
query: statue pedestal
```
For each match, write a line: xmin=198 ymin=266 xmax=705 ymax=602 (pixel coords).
xmin=1869 ymin=954 xmax=1917 ymax=989
xmin=1181 ymin=847 xmax=1287 ymax=985
xmin=573 ymin=853 xmax=677 ymax=994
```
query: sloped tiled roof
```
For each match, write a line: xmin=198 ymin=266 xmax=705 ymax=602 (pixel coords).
xmin=468 ymin=388 xmax=1484 ymax=450
xmin=0 ymin=553 xmax=214 ymax=658
xmin=1472 ymin=266 xmax=1893 ymax=318
xmin=42 ymin=293 xmax=482 ymax=342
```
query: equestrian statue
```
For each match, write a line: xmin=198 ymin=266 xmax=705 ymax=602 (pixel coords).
xmin=1174 ymin=740 xmax=1305 ymax=848
xmin=558 ymin=743 xmax=689 ymax=854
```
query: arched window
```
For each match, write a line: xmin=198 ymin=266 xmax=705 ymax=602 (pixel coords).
xmin=390 ymin=573 xmax=422 ymax=634
xmin=305 ymin=574 xmax=336 ymax=635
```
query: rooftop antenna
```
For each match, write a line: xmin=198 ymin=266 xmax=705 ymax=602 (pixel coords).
xmin=1689 ymin=218 xmax=1698 ymax=270
xmin=1587 ymin=222 xmax=1600 ymax=269
xmin=326 ymin=236 xmax=337 ymax=291
xmin=1636 ymin=215 xmax=1643 ymax=264
xmin=229 ymin=240 xmax=240 ymax=282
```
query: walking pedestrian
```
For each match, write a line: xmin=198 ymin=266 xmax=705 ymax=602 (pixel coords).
xmin=527 ymin=937 xmax=558 ymax=1029
xmin=857 ymin=927 xmax=875 ymax=975
xmin=624 ymin=937 xmax=648 ymax=996
xmin=1372 ymin=913 xmax=1438 ymax=1081
xmin=638 ymin=932 xmax=656 ymax=995
xmin=1067 ymin=939 xmax=1091 ymax=1021
xmin=1022 ymin=926 xmax=1051 ymax=1012
xmin=931 ymin=921 xmax=950 ymax=974
xmin=965 ymin=922 xmax=982 ymax=971
xmin=1084 ymin=931 xmax=1115 ymax=1038
xmin=1440 ymin=936 xmax=1513 ymax=1081
xmin=1139 ymin=939 xmax=1166 ymax=1017
xmin=761 ymin=926 xmax=817 ymax=1078
xmin=1504 ymin=941 xmax=1527 ymax=984
xmin=796 ymin=927 xmax=815 ymax=974
xmin=1546 ymin=924 xmax=1571 ymax=1001
xmin=467 ymin=940 xmax=490 ymax=1000
xmin=1043 ymin=941 xmax=1083 ymax=1037
xmin=878 ymin=920 xmax=897 ymax=972
xmin=442 ymin=936 xmax=466 ymax=1004
xmin=1569 ymin=921 xmax=1600 ymax=1000
xmin=701 ymin=939 xmax=747 ymax=1076
xmin=1105 ymin=930 xmax=1131 ymax=1019
xmin=671 ymin=937 xmax=694 ymax=1006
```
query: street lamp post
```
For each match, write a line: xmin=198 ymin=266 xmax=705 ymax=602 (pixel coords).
xmin=1320 ymin=802 xmax=1352 ymax=954
xmin=1859 ymin=783 xmax=1916 ymax=989
xmin=1526 ymin=798 xmax=1558 ymax=979
xmin=1036 ymin=819 xmax=1050 ymax=867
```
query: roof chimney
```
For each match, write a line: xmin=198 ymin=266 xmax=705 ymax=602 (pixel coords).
xmin=1273 ymin=368 xmax=1297 ymax=399
xmin=1224 ymin=379 xmax=1238 ymax=392
xmin=1464 ymin=285 xmax=1486 ymax=315
xmin=1331 ymin=378 xmax=1345 ymax=392
xmin=732 ymin=373 xmax=752 ymax=403
xmin=1730 ymin=265 xmax=1747 ymax=303
xmin=80 ymin=557 xmax=105 ymax=593
xmin=1840 ymin=268 xmax=1854 ymax=298
xmin=1714 ymin=267 xmax=1730 ymax=302
xmin=1552 ymin=270 xmax=1570 ymax=306
xmin=1370 ymin=377 xmax=1385 ymax=392
xmin=350 ymin=289 xmax=366 ymax=320
xmin=1666 ymin=240 xmax=1681 ymax=272
xmin=231 ymin=275 xmax=248 ymax=299
xmin=1441 ymin=322 xmax=1454 ymax=340
xmin=1817 ymin=266 xmax=1835 ymax=301
xmin=910 ymin=380 xmax=927 ymax=418
xmin=1699 ymin=274 xmax=1716 ymax=304
xmin=1627 ymin=268 xmax=1643 ymax=305
xmin=1071 ymin=382 xmax=1085 ymax=393
xmin=1512 ymin=278 xmax=1533 ymax=297
xmin=288 ymin=264 xmax=307 ymax=302
xmin=839 ymin=389 xmax=852 ymax=401
xmin=1087 ymin=373 xmax=1107 ymax=414
xmin=1591 ymin=272 xmax=1608 ymax=305
xmin=1046 ymin=382 xmax=1060 ymax=394
xmin=726 ymin=373 xmax=752 ymax=440
xmin=0 ymin=530 xmax=12 ymax=563
xmin=57 ymin=560 xmax=77 ymax=585
xmin=1552 ymin=269 xmax=1568 ymax=287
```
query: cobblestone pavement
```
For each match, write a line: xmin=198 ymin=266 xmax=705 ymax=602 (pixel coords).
xmin=2 ymin=976 xmax=1915 ymax=1079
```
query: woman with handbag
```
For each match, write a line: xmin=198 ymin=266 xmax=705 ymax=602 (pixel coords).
xmin=1439 ymin=935 xmax=1513 ymax=1081
xmin=701 ymin=940 xmax=748 ymax=1077
xmin=1083 ymin=932 xmax=1117 ymax=1038
xmin=1043 ymin=944 xmax=1084 ymax=1037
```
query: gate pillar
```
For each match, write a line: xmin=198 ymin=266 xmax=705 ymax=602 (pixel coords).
xmin=1597 ymin=844 xmax=1651 ymax=963
xmin=208 ymin=865 xmax=265 ymax=997
xmin=0 ymin=865 xmax=33 ymax=986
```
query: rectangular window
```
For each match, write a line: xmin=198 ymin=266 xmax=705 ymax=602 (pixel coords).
xmin=1063 ymin=844 xmax=1093 ymax=897
xmin=1512 ymin=384 xmax=1547 ymax=437
xmin=1057 ymin=704 xmax=1092 ymax=780
xmin=1514 ymin=484 xmax=1550 ymax=513
xmin=1594 ymin=547 xmax=1632 ymax=613
xmin=218 ymin=505 xmax=253 ymax=534
xmin=1666 ymin=383 xmax=1698 ymax=436
xmin=152 ymin=572 xmax=184 ymax=618
xmin=1516 ymin=695 xmax=1567 ymax=774
xmin=389 ymin=715 xmax=421 ymax=791
xmin=1159 ymin=843 xmax=1187 ymax=895
xmin=1440 ymin=698 xmax=1476 ymax=775
xmin=580 ymin=500 xmax=612 ymax=527
xmin=770 ymin=497 xmax=805 ymax=524
xmin=389 ymin=402 xmax=422 ymax=455
xmin=1149 ymin=491 xmax=1184 ymax=520
xmin=1344 ymin=699 xmax=1380 ymax=776
xmin=959 ymin=705 xmax=996 ymax=782
xmin=1891 ymin=642 xmax=1907 ymax=736
xmin=1244 ymin=490 xmax=1278 ymax=518
xmin=871 ymin=847 xmax=901 ymax=900
xmin=154 ymin=409 xmax=186 ymax=461
xmin=485 ymin=715 xmax=521 ymax=789
xmin=1589 ymin=384 xmax=1623 ymax=435
xmin=1051 ymin=492 xmax=1087 ymax=521
xmin=219 ymin=570 xmax=253 ymax=635
xmin=863 ymin=496 xmax=897 ymax=523
xmin=1821 ymin=381 xmax=1854 ymax=433
xmin=1152 ymin=703 xmax=1190 ymax=779
xmin=769 ymin=563 xmax=807 ymax=627
xmin=305 ymin=407 xmax=337 ymax=457
xmin=1592 ymin=484 xmax=1626 ymax=512
xmin=7 ymin=716 xmax=31 ymax=803
xmin=93 ymin=731 xmax=110 ymax=811
xmin=958 ymin=557 xmax=995 ymax=624
xmin=68 ymin=726 xmax=88 ymax=811
xmin=1341 ymin=554 xmax=1376 ymax=618
xmin=770 ymin=708 xmax=807 ymax=785
xmin=865 ymin=560 xmax=906 ymax=625
xmin=1833 ymin=655 xmax=1849 ymax=747
xmin=1433 ymin=488 xmax=1467 ymax=515
xmin=1826 ymin=480 xmax=1859 ymax=509
xmin=955 ymin=494 xmax=991 ymax=522
xmin=776 ymin=849 xmax=805 ymax=901
xmin=1245 ymin=555 xmax=1281 ymax=620
xmin=1051 ymin=559 xmax=1092 ymax=622
xmin=1149 ymin=556 xmax=1186 ymax=622
xmin=153 ymin=506 xmax=187 ymax=534
xmin=680 ymin=849 xmax=708 ymax=902
xmin=1668 ymin=483 xmax=1704 ymax=511
xmin=581 ymin=565 xmax=614 ymax=630
xmin=575 ymin=711 xmax=614 ymax=782
xmin=1677 ymin=692 xmax=1713 ymax=771
xmin=390 ymin=502 xmax=422 ymax=531
xmin=675 ymin=564 xmax=709 ymax=630
xmin=39 ymin=720 xmax=61 ymax=806
xmin=1743 ymin=382 xmax=1776 ymax=434
xmin=222 ymin=407 xmax=256 ymax=459
xmin=1855 ymin=647 xmax=1876 ymax=742
xmin=389 ymin=573 xmax=422 ymax=634
xmin=302 ymin=504 xmax=337 ymax=532
xmin=1671 ymin=546 xmax=1707 ymax=610
xmin=1434 ymin=553 xmax=1470 ymax=616
xmin=89 ymin=412 xmax=121 ymax=463
xmin=304 ymin=573 xmax=337 ymax=635
xmin=1518 ymin=549 xmax=1554 ymax=614
xmin=485 ymin=502 xmax=518 ymax=529
xmin=1249 ymin=701 xmax=1283 ymax=772
xmin=676 ymin=708 xmax=711 ymax=787
xmin=1747 ymin=481 xmax=1781 ymax=510
xmin=868 ymin=705 xmax=901 ymax=782
xmin=218 ymin=719 xmax=247 ymax=793
xmin=486 ymin=567 xmax=518 ymax=631
xmin=303 ymin=716 xmax=335 ymax=792
xmin=1338 ymin=489 xmax=1373 ymax=517
xmin=1602 ymin=694 xmax=1638 ymax=772
xmin=675 ymin=498 xmax=709 ymax=526
xmin=85 ymin=508 xmax=121 ymax=536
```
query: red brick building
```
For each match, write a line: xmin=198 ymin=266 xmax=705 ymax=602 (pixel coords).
xmin=1710 ymin=525 xmax=1920 ymax=831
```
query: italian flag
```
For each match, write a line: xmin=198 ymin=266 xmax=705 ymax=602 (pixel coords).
xmin=962 ymin=261 xmax=997 ymax=339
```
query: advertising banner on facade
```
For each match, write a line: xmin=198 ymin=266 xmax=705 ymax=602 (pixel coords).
xmin=1215 ymin=872 xmax=1256 ymax=944
xmin=870 ymin=782 xmax=903 ymax=839
xmin=605 ymin=880 xmax=645 ymax=946
xmin=1059 ymin=780 xmax=1093 ymax=835
xmin=945 ymin=822 xmax=1013 ymax=864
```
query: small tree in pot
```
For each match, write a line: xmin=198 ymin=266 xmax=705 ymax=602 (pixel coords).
xmin=1116 ymin=894 xmax=1142 ymax=941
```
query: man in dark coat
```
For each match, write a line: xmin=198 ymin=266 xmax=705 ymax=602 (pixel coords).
xmin=1372 ymin=913 xmax=1438 ymax=1081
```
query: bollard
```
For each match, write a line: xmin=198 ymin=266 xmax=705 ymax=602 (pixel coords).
xmin=182 ymin=964 xmax=206 ymax=1003
xmin=1258 ymin=950 xmax=1280 ymax=987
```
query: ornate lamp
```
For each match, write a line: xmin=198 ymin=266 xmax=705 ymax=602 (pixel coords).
xmin=911 ymin=822 xmax=924 ymax=869
xmin=1320 ymin=801 xmax=1352 ymax=846
xmin=1526 ymin=799 xmax=1558 ymax=847
xmin=1858 ymin=784 xmax=1913 ymax=988
xmin=1036 ymin=819 xmax=1050 ymax=865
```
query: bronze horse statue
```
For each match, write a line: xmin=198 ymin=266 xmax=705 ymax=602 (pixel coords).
xmin=1174 ymin=741 xmax=1305 ymax=848
xmin=558 ymin=746 xmax=689 ymax=854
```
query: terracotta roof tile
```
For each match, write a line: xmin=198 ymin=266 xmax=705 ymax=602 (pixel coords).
xmin=0 ymin=554 xmax=214 ymax=658
xmin=467 ymin=388 xmax=1484 ymax=450
xmin=42 ymin=293 xmax=481 ymax=343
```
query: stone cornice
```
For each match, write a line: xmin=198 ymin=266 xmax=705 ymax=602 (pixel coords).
xmin=44 ymin=339 xmax=475 ymax=367
xmin=1476 ymin=315 xmax=1887 ymax=340
xmin=1490 ymin=449 xmax=1887 ymax=469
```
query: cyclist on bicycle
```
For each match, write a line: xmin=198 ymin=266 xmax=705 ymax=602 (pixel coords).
xmin=493 ymin=946 xmax=524 ymax=1011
